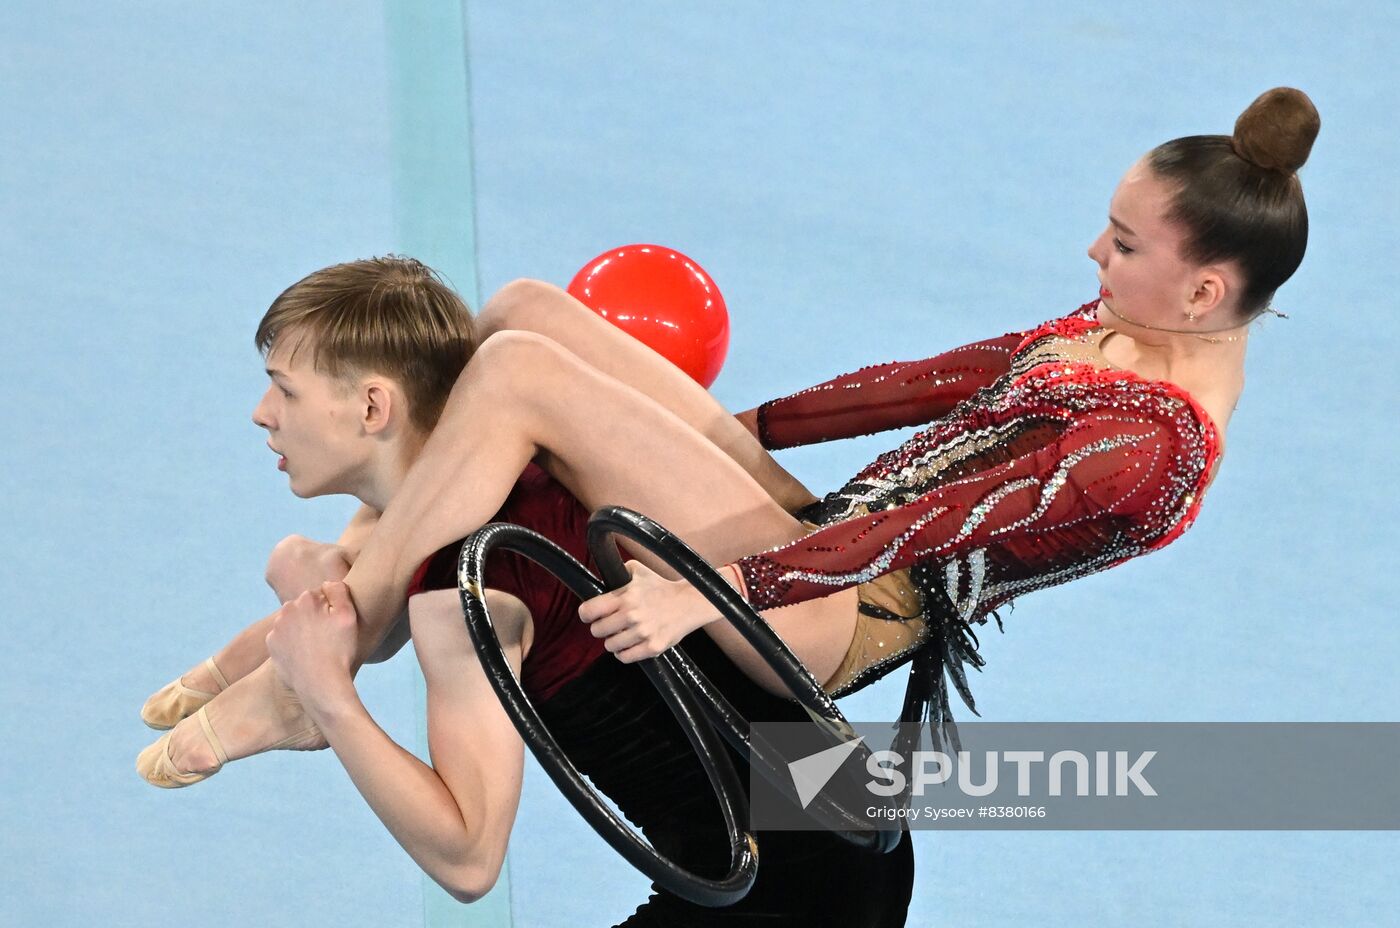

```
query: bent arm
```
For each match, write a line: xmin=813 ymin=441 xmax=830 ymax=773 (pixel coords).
xmin=304 ymin=589 xmax=530 ymax=903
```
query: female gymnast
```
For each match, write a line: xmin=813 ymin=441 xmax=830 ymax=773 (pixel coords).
xmin=141 ymin=86 xmax=1320 ymax=799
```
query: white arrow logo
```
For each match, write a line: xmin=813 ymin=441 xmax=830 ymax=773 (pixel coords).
xmin=787 ymin=736 xmax=866 ymax=809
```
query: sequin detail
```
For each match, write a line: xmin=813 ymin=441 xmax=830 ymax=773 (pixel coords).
xmin=736 ymin=298 xmax=1221 ymax=732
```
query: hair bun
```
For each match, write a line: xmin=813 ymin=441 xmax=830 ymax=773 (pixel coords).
xmin=1232 ymin=87 xmax=1320 ymax=174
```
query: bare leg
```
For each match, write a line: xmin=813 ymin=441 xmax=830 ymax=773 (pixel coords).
xmin=154 ymin=570 xmax=333 ymax=772
xmin=147 ymin=539 xmax=401 ymax=753
xmin=476 ymin=279 xmax=817 ymax=514
xmin=344 ymin=330 xmax=857 ymax=675
xmin=161 ymin=330 xmax=857 ymax=774
xmin=183 ymin=278 xmax=783 ymax=690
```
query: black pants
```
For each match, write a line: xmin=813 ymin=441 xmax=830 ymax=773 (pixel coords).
xmin=538 ymin=633 xmax=915 ymax=927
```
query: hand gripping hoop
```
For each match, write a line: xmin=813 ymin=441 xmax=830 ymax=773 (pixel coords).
xmin=457 ymin=520 xmax=757 ymax=908
xmin=457 ymin=507 xmax=902 ymax=907
xmin=585 ymin=507 xmax=902 ymax=855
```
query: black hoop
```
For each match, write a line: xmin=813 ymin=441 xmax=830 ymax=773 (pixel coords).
xmin=457 ymin=522 xmax=758 ymax=908
xmin=586 ymin=506 xmax=903 ymax=855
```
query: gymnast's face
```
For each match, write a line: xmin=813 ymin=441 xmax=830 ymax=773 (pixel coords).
xmin=1086 ymin=159 xmax=1236 ymax=337
xmin=251 ymin=332 xmax=373 ymax=499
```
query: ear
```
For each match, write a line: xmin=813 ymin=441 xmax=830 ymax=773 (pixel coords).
xmin=1186 ymin=266 xmax=1232 ymax=319
xmin=361 ymin=380 xmax=395 ymax=436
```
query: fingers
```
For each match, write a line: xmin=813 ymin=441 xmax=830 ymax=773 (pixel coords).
xmin=581 ymin=604 xmax=660 ymax=655
xmin=601 ymin=627 xmax=646 ymax=654
xmin=579 ymin=560 xmax=652 ymax=622
xmin=273 ymin=584 xmax=350 ymax=633
xmin=321 ymin=580 xmax=353 ymax=612
xmin=578 ymin=561 xmax=685 ymax=661
xmin=581 ymin=600 xmax=646 ymax=653
xmin=286 ymin=588 xmax=320 ymax=610
xmin=615 ymin=641 xmax=662 ymax=663
xmin=584 ymin=611 xmax=629 ymax=638
xmin=286 ymin=583 xmax=349 ymax=612
xmin=578 ymin=590 xmax=621 ymax=624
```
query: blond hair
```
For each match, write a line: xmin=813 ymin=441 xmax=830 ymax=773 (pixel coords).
xmin=255 ymin=256 xmax=478 ymax=434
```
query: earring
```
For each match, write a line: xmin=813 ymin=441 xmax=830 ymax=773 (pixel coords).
xmin=1187 ymin=309 xmax=1197 ymax=322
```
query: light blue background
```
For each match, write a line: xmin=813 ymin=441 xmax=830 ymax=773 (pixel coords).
xmin=1 ymin=2 xmax=1395 ymax=926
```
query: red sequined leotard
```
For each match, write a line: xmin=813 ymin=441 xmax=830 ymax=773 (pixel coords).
xmin=733 ymin=299 xmax=1221 ymax=743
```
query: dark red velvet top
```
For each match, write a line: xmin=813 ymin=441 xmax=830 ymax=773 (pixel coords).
xmin=407 ymin=463 xmax=608 ymax=702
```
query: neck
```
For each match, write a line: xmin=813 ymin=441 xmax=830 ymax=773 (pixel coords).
xmin=1099 ymin=301 xmax=1248 ymax=383
xmin=352 ymin=430 xmax=428 ymax=512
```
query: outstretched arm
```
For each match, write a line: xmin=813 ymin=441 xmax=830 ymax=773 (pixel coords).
xmin=583 ymin=391 xmax=1206 ymax=660
xmin=267 ymin=583 xmax=529 ymax=903
xmin=743 ymin=332 xmax=1026 ymax=450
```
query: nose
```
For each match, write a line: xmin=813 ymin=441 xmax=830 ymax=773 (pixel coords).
xmin=252 ymin=386 xmax=276 ymax=430
xmin=1086 ymin=227 xmax=1110 ymax=268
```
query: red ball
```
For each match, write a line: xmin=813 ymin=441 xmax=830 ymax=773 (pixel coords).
xmin=567 ymin=244 xmax=729 ymax=388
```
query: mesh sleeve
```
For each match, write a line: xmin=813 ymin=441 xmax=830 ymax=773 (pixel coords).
xmin=755 ymin=333 xmax=1025 ymax=450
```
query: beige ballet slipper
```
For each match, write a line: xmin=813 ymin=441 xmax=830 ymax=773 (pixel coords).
xmin=136 ymin=706 xmax=229 ymax=789
xmin=136 ymin=701 xmax=327 ymax=790
xmin=140 ymin=658 xmax=230 ymax=731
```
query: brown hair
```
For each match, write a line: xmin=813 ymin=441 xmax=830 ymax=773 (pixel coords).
xmin=1146 ymin=87 xmax=1321 ymax=320
xmin=255 ymin=256 xmax=478 ymax=433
